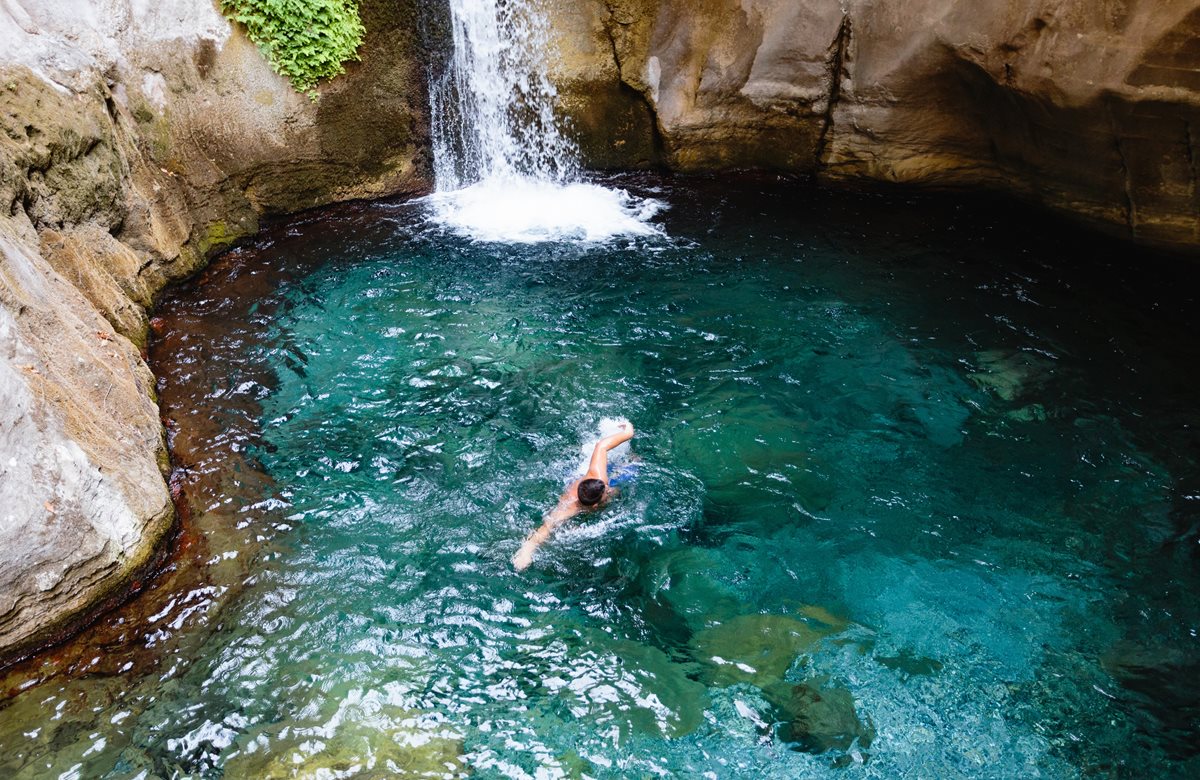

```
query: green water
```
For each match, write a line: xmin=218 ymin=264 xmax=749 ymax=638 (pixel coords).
xmin=2 ymin=176 xmax=1198 ymax=778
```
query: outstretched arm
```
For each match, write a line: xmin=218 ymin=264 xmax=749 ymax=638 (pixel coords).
xmin=512 ymin=492 xmax=578 ymax=571
xmin=585 ymin=422 xmax=635 ymax=480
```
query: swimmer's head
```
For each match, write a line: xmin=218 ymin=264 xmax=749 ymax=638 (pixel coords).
xmin=577 ymin=478 xmax=606 ymax=507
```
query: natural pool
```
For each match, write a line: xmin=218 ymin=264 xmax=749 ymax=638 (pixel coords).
xmin=1 ymin=175 xmax=1198 ymax=778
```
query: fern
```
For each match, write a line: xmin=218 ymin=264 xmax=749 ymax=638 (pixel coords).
xmin=221 ymin=0 xmax=366 ymax=94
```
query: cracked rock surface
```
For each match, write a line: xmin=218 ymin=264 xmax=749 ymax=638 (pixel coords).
xmin=550 ymin=0 xmax=1200 ymax=251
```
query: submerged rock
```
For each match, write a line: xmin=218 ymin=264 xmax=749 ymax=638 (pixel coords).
xmin=768 ymin=676 xmax=876 ymax=755
xmin=1006 ymin=403 xmax=1049 ymax=423
xmin=691 ymin=613 xmax=825 ymax=688
xmin=706 ymin=683 xmax=777 ymax=743
xmin=1101 ymin=641 xmax=1200 ymax=760
xmin=874 ymin=648 xmax=945 ymax=681
xmin=642 ymin=546 xmax=745 ymax=634
xmin=221 ymin=709 xmax=467 ymax=779
xmin=544 ymin=631 xmax=711 ymax=740
xmin=970 ymin=349 xmax=1054 ymax=402
xmin=690 ymin=610 xmax=875 ymax=756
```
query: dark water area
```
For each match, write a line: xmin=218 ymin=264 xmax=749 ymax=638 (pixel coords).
xmin=0 ymin=174 xmax=1198 ymax=778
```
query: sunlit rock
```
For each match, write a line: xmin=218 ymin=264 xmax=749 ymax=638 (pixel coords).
xmin=0 ymin=0 xmax=429 ymax=662
xmin=222 ymin=703 xmax=466 ymax=779
xmin=546 ymin=0 xmax=1200 ymax=252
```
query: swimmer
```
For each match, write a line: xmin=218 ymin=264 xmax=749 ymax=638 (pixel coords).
xmin=512 ymin=421 xmax=635 ymax=571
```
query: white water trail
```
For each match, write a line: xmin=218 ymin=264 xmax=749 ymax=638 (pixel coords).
xmin=574 ymin=416 xmax=633 ymax=475
xmin=427 ymin=0 xmax=662 ymax=243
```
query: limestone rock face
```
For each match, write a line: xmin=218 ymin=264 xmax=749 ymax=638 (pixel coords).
xmin=547 ymin=0 xmax=1200 ymax=251
xmin=0 ymin=0 xmax=430 ymax=662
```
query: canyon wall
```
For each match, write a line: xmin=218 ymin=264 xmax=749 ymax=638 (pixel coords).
xmin=0 ymin=0 xmax=429 ymax=663
xmin=550 ymin=0 xmax=1200 ymax=251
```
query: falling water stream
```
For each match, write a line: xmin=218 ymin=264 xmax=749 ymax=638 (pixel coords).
xmin=425 ymin=0 xmax=660 ymax=242
xmin=430 ymin=0 xmax=577 ymax=187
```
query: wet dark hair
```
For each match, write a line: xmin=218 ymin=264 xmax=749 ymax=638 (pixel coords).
xmin=577 ymin=478 xmax=606 ymax=506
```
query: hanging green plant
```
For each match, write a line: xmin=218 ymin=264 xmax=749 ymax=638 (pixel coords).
xmin=221 ymin=0 xmax=366 ymax=95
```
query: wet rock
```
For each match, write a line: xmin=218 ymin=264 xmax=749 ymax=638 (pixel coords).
xmin=768 ymin=676 xmax=876 ymax=754
xmin=545 ymin=0 xmax=1200 ymax=252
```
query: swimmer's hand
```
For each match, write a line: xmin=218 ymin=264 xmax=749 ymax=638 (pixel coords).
xmin=512 ymin=545 xmax=535 ymax=572
xmin=597 ymin=421 xmax=634 ymax=451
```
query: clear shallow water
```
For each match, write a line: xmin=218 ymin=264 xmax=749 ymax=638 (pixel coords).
xmin=1 ymin=176 xmax=1198 ymax=778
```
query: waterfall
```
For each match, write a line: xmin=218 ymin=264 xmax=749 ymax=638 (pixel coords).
xmin=430 ymin=0 xmax=576 ymax=189
xmin=426 ymin=0 xmax=661 ymax=243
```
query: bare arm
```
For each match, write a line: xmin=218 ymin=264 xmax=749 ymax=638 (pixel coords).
xmin=512 ymin=487 xmax=579 ymax=571
xmin=512 ymin=423 xmax=635 ymax=572
xmin=584 ymin=422 xmax=635 ymax=481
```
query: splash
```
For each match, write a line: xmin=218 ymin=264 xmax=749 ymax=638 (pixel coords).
xmin=427 ymin=0 xmax=661 ymax=242
xmin=574 ymin=416 xmax=634 ymax=473
xmin=425 ymin=177 xmax=661 ymax=244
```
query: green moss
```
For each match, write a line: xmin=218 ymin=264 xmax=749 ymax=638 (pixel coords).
xmin=197 ymin=219 xmax=236 ymax=256
xmin=221 ymin=0 xmax=365 ymax=95
xmin=174 ymin=218 xmax=254 ymax=281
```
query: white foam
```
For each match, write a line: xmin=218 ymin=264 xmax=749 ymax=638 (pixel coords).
xmin=429 ymin=2 xmax=665 ymax=244
xmin=425 ymin=176 xmax=663 ymax=244
xmin=576 ymin=417 xmax=633 ymax=473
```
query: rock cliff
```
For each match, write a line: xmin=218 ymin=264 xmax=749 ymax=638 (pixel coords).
xmin=0 ymin=0 xmax=429 ymax=664
xmin=550 ymin=0 xmax=1200 ymax=250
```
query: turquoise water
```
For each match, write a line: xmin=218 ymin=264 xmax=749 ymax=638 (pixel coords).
xmin=2 ymin=176 xmax=1198 ymax=778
